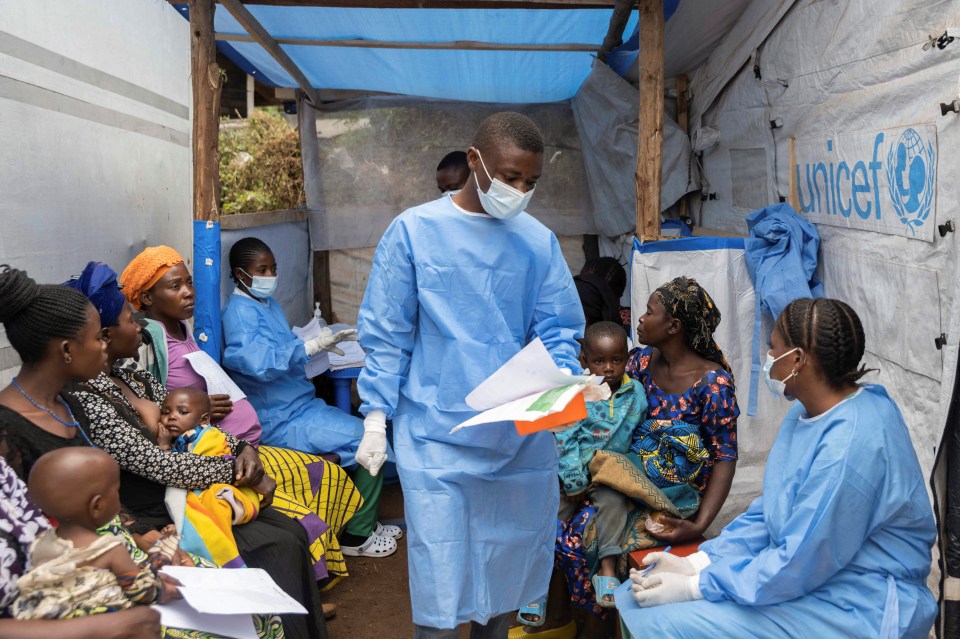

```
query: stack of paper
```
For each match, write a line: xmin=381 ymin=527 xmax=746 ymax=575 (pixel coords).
xmin=292 ymin=318 xmax=331 ymax=378
xmin=451 ymin=338 xmax=604 ymax=435
xmin=155 ymin=566 xmax=307 ymax=639
xmin=327 ymin=323 xmax=365 ymax=370
xmin=183 ymin=351 xmax=246 ymax=401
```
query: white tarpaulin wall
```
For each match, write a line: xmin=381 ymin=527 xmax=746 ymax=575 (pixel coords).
xmin=0 ymin=0 xmax=192 ymax=384
xmin=686 ymin=0 xmax=960 ymax=494
xmin=631 ymin=237 xmax=791 ymax=532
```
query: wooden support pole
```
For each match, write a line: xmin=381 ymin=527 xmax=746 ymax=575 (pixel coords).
xmin=219 ymin=0 xmax=324 ymax=107
xmin=675 ymin=74 xmax=689 ymax=220
xmin=635 ymin=0 xmax=664 ymax=242
xmin=190 ymin=0 xmax=222 ymax=222
xmin=216 ymin=33 xmax=600 ymax=52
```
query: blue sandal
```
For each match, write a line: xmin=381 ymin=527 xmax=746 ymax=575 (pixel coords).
xmin=591 ymin=574 xmax=619 ymax=608
xmin=516 ymin=596 xmax=547 ymax=627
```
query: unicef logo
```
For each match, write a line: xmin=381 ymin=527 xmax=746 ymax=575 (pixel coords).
xmin=885 ymin=128 xmax=936 ymax=234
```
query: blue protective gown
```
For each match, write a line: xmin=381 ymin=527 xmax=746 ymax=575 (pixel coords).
xmin=221 ymin=290 xmax=363 ymax=466
xmin=357 ymin=197 xmax=585 ymax=628
xmin=616 ymin=384 xmax=937 ymax=638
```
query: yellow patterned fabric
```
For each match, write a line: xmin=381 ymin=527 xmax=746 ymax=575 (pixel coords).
xmin=258 ymin=446 xmax=363 ymax=587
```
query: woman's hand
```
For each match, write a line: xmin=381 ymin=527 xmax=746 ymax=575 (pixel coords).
xmin=208 ymin=394 xmax=233 ymax=423
xmin=107 ymin=607 xmax=163 ymax=639
xmin=647 ymin=516 xmax=705 ymax=544
xmin=251 ymin=474 xmax=276 ymax=509
xmin=157 ymin=572 xmax=183 ymax=604
xmin=234 ymin=446 xmax=265 ymax=486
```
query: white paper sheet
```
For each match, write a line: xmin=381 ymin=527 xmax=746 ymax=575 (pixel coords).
xmin=292 ymin=318 xmax=331 ymax=377
xmin=465 ymin=338 xmax=591 ymax=411
xmin=155 ymin=598 xmax=258 ymax=639
xmin=182 ymin=351 xmax=246 ymax=402
xmin=452 ymin=383 xmax=586 ymax=432
xmin=161 ymin=566 xmax=308 ymax=615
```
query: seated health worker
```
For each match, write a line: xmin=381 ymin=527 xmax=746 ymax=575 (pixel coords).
xmin=221 ymin=238 xmax=397 ymax=558
xmin=617 ymin=298 xmax=937 ymax=639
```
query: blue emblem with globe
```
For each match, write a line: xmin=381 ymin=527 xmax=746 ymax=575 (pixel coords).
xmin=886 ymin=127 xmax=936 ymax=235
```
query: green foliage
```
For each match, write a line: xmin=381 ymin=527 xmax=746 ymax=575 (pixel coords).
xmin=219 ymin=109 xmax=305 ymax=214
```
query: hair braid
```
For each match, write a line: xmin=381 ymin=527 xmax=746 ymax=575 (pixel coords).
xmin=776 ymin=297 xmax=874 ymax=389
xmin=0 ymin=265 xmax=92 ymax=364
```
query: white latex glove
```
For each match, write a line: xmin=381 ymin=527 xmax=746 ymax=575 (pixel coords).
xmin=630 ymin=572 xmax=703 ymax=607
xmin=304 ymin=327 xmax=358 ymax=357
xmin=631 ymin=551 xmax=711 ymax=579
xmin=356 ymin=410 xmax=388 ymax=476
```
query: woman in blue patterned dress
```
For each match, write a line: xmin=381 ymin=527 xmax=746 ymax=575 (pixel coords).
xmin=515 ymin=277 xmax=739 ymax=639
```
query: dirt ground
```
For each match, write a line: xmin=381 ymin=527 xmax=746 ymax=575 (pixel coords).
xmin=323 ymin=483 xmax=485 ymax=639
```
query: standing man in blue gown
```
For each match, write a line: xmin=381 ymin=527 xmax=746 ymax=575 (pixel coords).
xmin=355 ymin=112 xmax=585 ymax=637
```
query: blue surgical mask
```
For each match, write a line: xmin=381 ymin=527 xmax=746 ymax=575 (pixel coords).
xmin=474 ymin=151 xmax=535 ymax=220
xmin=240 ymin=269 xmax=278 ymax=299
xmin=762 ymin=347 xmax=799 ymax=400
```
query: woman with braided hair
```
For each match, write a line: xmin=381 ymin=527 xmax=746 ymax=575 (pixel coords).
xmin=522 ymin=277 xmax=738 ymax=639
xmin=0 ymin=265 xmax=162 ymax=637
xmin=617 ymin=297 xmax=937 ymax=639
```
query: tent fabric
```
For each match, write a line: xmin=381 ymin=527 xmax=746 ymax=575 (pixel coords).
xmin=197 ymin=5 xmax=658 ymax=104
xmin=571 ymin=59 xmax=698 ymax=237
xmin=0 ymin=0 xmax=192 ymax=386
xmin=607 ymin=0 xmax=752 ymax=81
xmin=631 ymin=236 xmax=791 ymax=530
xmin=689 ymin=0 xmax=960 ymax=489
xmin=298 ymin=94 xmax=596 ymax=251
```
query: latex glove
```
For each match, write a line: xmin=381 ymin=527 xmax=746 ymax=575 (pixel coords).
xmin=357 ymin=410 xmax=388 ymax=476
xmin=304 ymin=328 xmax=358 ymax=357
xmin=630 ymin=572 xmax=703 ymax=607
xmin=631 ymin=550 xmax=711 ymax=579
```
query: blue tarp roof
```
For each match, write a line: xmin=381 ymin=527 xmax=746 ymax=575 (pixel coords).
xmin=175 ymin=3 xmax=680 ymax=103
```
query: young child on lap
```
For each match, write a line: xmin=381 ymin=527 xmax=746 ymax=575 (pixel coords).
xmin=555 ymin=321 xmax=648 ymax=606
xmin=158 ymin=388 xmax=260 ymax=567
xmin=14 ymin=447 xmax=177 ymax=619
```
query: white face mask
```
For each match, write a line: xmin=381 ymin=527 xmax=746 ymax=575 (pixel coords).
xmin=474 ymin=151 xmax=535 ymax=220
xmin=762 ymin=347 xmax=799 ymax=400
xmin=240 ymin=269 xmax=278 ymax=299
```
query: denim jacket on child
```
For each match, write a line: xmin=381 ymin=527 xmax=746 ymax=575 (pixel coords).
xmin=554 ymin=374 xmax=648 ymax=496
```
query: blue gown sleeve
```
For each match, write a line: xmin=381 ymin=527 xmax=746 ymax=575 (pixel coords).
xmin=528 ymin=234 xmax=585 ymax=373
xmin=357 ymin=219 xmax=419 ymax=419
xmin=222 ymin=301 xmax=303 ymax=383
xmin=699 ymin=495 xmax=770 ymax=560
xmin=699 ymin=454 xmax=880 ymax=605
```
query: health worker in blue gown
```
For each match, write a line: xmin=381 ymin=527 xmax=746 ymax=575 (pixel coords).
xmin=616 ymin=298 xmax=937 ymax=639
xmin=355 ymin=112 xmax=585 ymax=636
xmin=222 ymin=237 xmax=401 ymax=559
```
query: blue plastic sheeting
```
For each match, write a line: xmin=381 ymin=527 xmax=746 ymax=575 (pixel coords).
xmin=193 ymin=219 xmax=223 ymax=363
xmin=172 ymin=4 xmax=683 ymax=103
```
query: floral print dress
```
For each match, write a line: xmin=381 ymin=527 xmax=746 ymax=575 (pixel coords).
xmin=555 ymin=346 xmax=740 ymax=617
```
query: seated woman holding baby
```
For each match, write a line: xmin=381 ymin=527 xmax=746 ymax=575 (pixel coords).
xmin=515 ymin=276 xmax=739 ymax=639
